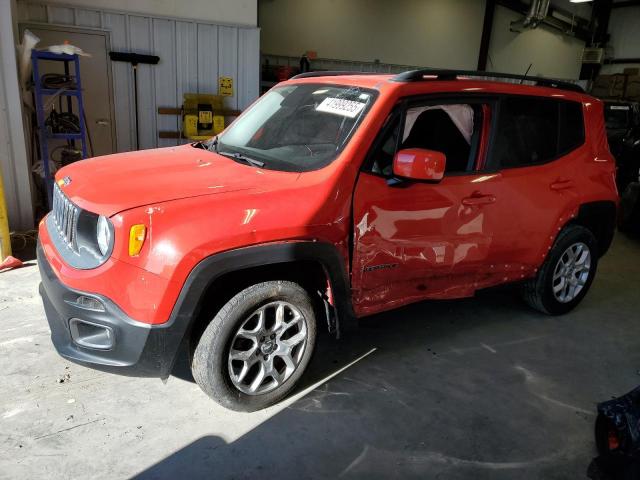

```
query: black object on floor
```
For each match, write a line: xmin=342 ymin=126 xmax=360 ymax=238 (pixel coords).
xmin=588 ymin=386 xmax=640 ymax=480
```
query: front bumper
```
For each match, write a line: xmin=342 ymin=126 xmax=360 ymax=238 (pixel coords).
xmin=37 ymin=240 xmax=186 ymax=378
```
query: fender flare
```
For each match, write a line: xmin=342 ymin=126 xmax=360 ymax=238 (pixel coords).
xmin=150 ymin=241 xmax=354 ymax=378
xmin=572 ymin=201 xmax=617 ymax=257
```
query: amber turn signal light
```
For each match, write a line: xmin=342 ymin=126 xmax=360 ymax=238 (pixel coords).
xmin=128 ymin=224 xmax=146 ymax=256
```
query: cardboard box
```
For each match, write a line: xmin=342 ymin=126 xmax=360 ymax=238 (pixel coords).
xmin=625 ymin=75 xmax=640 ymax=101
xmin=591 ymin=74 xmax=626 ymax=98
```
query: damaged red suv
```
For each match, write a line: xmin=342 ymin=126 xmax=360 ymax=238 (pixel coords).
xmin=38 ymin=69 xmax=618 ymax=411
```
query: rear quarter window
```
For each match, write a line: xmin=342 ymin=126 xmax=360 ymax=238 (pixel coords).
xmin=490 ymin=96 xmax=585 ymax=169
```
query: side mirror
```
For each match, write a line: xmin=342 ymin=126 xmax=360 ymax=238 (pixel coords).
xmin=392 ymin=148 xmax=446 ymax=182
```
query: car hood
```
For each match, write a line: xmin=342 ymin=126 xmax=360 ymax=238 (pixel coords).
xmin=56 ymin=145 xmax=300 ymax=216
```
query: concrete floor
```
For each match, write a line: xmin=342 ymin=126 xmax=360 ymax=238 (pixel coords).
xmin=1 ymin=234 xmax=639 ymax=480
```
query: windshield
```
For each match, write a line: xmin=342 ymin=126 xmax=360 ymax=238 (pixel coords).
xmin=213 ymin=84 xmax=377 ymax=172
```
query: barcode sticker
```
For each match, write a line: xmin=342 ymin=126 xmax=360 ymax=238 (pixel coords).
xmin=316 ymin=97 xmax=366 ymax=118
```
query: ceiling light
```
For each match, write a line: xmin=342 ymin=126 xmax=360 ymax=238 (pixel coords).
xmin=570 ymin=0 xmax=592 ymax=3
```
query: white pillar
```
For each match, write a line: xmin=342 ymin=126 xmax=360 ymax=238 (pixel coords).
xmin=0 ymin=0 xmax=34 ymax=231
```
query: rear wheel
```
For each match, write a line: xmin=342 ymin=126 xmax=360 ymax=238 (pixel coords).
xmin=522 ymin=225 xmax=598 ymax=315
xmin=192 ymin=280 xmax=317 ymax=412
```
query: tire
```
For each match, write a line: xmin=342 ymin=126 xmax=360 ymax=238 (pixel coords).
xmin=192 ymin=280 xmax=317 ymax=412
xmin=522 ymin=224 xmax=599 ymax=315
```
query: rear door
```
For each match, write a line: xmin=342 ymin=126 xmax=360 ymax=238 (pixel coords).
xmin=480 ymin=95 xmax=587 ymax=278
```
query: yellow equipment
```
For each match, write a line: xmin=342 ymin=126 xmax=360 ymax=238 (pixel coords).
xmin=0 ymin=165 xmax=11 ymax=261
xmin=182 ymin=93 xmax=225 ymax=140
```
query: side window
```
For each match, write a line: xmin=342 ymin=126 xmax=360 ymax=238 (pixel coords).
xmin=558 ymin=101 xmax=585 ymax=154
xmin=367 ymin=102 xmax=486 ymax=177
xmin=491 ymin=97 xmax=584 ymax=169
xmin=401 ymin=104 xmax=484 ymax=175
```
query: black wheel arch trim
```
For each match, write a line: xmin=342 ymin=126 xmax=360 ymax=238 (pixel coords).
xmin=571 ymin=201 xmax=617 ymax=257
xmin=161 ymin=241 xmax=355 ymax=374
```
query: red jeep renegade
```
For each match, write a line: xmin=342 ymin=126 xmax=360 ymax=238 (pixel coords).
xmin=38 ymin=69 xmax=618 ymax=411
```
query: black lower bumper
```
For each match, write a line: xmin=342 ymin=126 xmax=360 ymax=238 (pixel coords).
xmin=37 ymin=241 xmax=187 ymax=378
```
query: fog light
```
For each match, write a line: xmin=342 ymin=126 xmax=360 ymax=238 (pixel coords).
xmin=128 ymin=224 xmax=146 ymax=256
xmin=69 ymin=319 xmax=114 ymax=350
xmin=69 ymin=295 xmax=105 ymax=312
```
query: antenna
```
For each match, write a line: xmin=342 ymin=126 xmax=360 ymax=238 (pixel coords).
xmin=520 ymin=63 xmax=533 ymax=84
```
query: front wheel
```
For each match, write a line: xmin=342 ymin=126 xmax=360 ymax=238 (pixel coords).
xmin=192 ymin=281 xmax=317 ymax=412
xmin=522 ymin=225 xmax=599 ymax=315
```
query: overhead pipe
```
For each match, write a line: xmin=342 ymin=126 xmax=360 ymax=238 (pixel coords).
xmin=523 ymin=0 xmax=550 ymax=28
xmin=498 ymin=0 xmax=591 ymax=41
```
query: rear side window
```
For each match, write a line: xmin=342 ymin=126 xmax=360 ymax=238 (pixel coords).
xmin=490 ymin=97 xmax=584 ymax=169
xmin=558 ymin=101 xmax=585 ymax=153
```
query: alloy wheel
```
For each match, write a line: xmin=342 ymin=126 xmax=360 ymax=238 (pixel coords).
xmin=552 ymin=241 xmax=591 ymax=303
xmin=227 ymin=301 xmax=308 ymax=395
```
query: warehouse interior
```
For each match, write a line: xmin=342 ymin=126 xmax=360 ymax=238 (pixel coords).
xmin=1 ymin=0 xmax=640 ymax=478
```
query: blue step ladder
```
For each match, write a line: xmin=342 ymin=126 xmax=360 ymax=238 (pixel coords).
xmin=31 ymin=50 xmax=88 ymax=208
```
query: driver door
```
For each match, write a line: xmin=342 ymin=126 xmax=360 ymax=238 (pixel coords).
xmin=351 ymin=98 xmax=501 ymax=316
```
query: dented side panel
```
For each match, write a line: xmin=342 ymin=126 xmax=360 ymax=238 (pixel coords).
xmin=352 ymin=172 xmax=495 ymax=315
xmin=350 ymin=99 xmax=618 ymax=318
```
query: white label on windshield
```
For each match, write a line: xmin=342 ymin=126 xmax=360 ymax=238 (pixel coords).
xmin=316 ymin=97 xmax=366 ymax=118
xmin=610 ymin=105 xmax=630 ymax=110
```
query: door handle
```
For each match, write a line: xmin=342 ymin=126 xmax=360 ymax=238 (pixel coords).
xmin=462 ymin=193 xmax=496 ymax=206
xmin=95 ymin=119 xmax=110 ymax=126
xmin=550 ymin=179 xmax=574 ymax=191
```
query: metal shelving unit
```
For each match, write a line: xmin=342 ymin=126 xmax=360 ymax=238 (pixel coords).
xmin=31 ymin=50 xmax=88 ymax=207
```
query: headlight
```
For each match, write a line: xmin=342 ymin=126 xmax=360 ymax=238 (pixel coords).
xmin=96 ymin=215 xmax=113 ymax=256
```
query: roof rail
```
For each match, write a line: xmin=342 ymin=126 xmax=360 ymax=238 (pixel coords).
xmin=290 ymin=71 xmax=376 ymax=80
xmin=391 ymin=68 xmax=584 ymax=93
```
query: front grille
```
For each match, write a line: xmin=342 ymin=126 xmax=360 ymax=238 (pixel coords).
xmin=51 ymin=183 xmax=80 ymax=251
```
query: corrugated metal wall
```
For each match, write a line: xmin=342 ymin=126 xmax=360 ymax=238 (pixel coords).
xmin=19 ymin=2 xmax=260 ymax=152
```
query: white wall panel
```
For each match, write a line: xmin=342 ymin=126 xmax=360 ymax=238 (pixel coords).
xmin=21 ymin=0 xmax=257 ymax=26
xmin=153 ymin=18 xmax=177 ymax=147
xmin=218 ymin=26 xmax=238 ymax=110
xmin=238 ymin=28 xmax=259 ymax=110
xmin=74 ymin=8 xmax=100 ymax=28
xmin=18 ymin=1 xmax=260 ymax=152
xmin=128 ymin=15 xmax=155 ymax=150
xmin=25 ymin=2 xmax=46 ymax=21
xmin=196 ymin=23 xmax=218 ymax=95
xmin=46 ymin=5 xmax=73 ymax=24
xmin=103 ymin=12 xmax=132 ymax=151
xmin=176 ymin=21 xmax=198 ymax=103
xmin=102 ymin=12 xmax=132 ymax=152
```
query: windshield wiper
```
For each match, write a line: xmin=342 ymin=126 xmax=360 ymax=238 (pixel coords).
xmin=208 ymin=135 xmax=219 ymax=152
xmin=192 ymin=135 xmax=218 ymax=152
xmin=218 ymin=151 xmax=265 ymax=168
